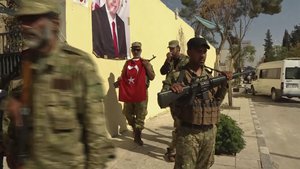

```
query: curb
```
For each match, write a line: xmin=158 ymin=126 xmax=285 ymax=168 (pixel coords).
xmin=248 ymin=99 xmax=274 ymax=169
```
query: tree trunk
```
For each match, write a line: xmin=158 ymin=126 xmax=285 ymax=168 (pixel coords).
xmin=228 ymin=58 xmax=235 ymax=107
xmin=214 ymin=36 xmax=226 ymax=76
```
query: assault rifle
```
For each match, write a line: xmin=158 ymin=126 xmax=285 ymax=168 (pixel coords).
xmin=157 ymin=70 xmax=253 ymax=108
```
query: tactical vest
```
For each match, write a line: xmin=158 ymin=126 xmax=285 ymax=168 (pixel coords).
xmin=173 ymin=69 xmax=221 ymax=125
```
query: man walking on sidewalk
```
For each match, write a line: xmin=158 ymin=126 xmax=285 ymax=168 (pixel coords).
xmin=118 ymin=42 xmax=155 ymax=146
xmin=162 ymin=37 xmax=232 ymax=169
xmin=160 ymin=40 xmax=189 ymax=162
xmin=7 ymin=1 xmax=115 ymax=168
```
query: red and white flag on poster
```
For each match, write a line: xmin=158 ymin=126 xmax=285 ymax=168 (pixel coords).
xmin=119 ymin=59 xmax=147 ymax=102
xmin=91 ymin=0 xmax=101 ymax=11
xmin=73 ymin=0 xmax=88 ymax=7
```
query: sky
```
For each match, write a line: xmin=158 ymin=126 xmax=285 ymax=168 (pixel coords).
xmin=161 ymin=0 xmax=300 ymax=67
xmin=245 ymin=0 xmax=300 ymax=65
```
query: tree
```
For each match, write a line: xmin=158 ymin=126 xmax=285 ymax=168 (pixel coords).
xmin=273 ymin=45 xmax=287 ymax=60
xmin=263 ymin=29 xmax=275 ymax=62
xmin=180 ymin=0 xmax=282 ymax=61
xmin=233 ymin=45 xmax=256 ymax=70
xmin=180 ymin=0 xmax=283 ymax=107
xmin=286 ymin=43 xmax=300 ymax=58
xmin=282 ymin=29 xmax=291 ymax=50
xmin=290 ymin=25 xmax=300 ymax=47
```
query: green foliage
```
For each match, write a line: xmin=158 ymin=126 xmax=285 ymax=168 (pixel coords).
xmin=263 ymin=29 xmax=275 ymax=62
xmin=179 ymin=0 xmax=200 ymax=22
xmin=180 ymin=0 xmax=283 ymax=34
xmin=282 ymin=29 xmax=291 ymax=50
xmin=232 ymin=44 xmax=256 ymax=70
xmin=215 ymin=114 xmax=246 ymax=155
xmin=272 ymin=45 xmax=287 ymax=60
xmin=290 ymin=25 xmax=300 ymax=47
xmin=286 ymin=43 xmax=300 ymax=58
xmin=260 ymin=0 xmax=282 ymax=15
xmin=270 ymin=26 xmax=300 ymax=61
xmin=180 ymin=0 xmax=283 ymax=61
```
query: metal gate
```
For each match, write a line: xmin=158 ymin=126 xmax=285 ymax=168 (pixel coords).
xmin=0 ymin=1 xmax=22 ymax=89
xmin=0 ymin=31 xmax=22 ymax=89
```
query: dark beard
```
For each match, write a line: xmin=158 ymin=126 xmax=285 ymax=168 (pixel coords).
xmin=23 ymin=26 xmax=51 ymax=50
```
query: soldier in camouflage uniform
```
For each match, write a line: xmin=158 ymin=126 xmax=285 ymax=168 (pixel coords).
xmin=162 ymin=37 xmax=232 ymax=169
xmin=160 ymin=40 xmax=189 ymax=76
xmin=160 ymin=40 xmax=189 ymax=162
xmin=5 ymin=0 xmax=115 ymax=168
xmin=121 ymin=42 xmax=155 ymax=146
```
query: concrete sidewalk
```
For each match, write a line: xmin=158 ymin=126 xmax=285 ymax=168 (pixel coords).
xmin=107 ymin=97 xmax=261 ymax=169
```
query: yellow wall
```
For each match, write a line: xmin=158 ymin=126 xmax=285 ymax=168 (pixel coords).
xmin=65 ymin=0 xmax=216 ymax=136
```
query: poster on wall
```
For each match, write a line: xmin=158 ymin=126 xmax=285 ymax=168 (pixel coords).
xmin=73 ymin=0 xmax=89 ymax=7
xmin=92 ymin=0 xmax=130 ymax=60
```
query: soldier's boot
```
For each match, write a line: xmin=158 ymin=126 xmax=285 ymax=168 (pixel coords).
xmin=164 ymin=148 xmax=176 ymax=162
xmin=134 ymin=129 xmax=143 ymax=146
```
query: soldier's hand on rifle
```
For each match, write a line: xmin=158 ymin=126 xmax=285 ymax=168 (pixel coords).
xmin=142 ymin=59 xmax=150 ymax=67
xmin=113 ymin=77 xmax=121 ymax=88
xmin=142 ymin=59 xmax=152 ymax=72
xmin=220 ymin=71 xmax=233 ymax=80
xmin=170 ymin=83 xmax=184 ymax=93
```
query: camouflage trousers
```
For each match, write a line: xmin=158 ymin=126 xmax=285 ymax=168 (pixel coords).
xmin=174 ymin=125 xmax=217 ymax=169
xmin=122 ymin=99 xmax=148 ymax=130
xmin=168 ymin=114 xmax=180 ymax=151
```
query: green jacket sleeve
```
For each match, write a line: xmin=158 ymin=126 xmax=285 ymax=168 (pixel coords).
xmin=214 ymin=80 xmax=228 ymax=103
xmin=161 ymin=71 xmax=181 ymax=92
xmin=76 ymin=59 xmax=115 ymax=169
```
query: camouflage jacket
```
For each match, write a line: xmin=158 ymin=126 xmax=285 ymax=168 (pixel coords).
xmin=160 ymin=54 xmax=189 ymax=76
xmin=162 ymin=64 xmax=228 ymax=125
xmin=22 ymin=43 xmax=114 ymax=169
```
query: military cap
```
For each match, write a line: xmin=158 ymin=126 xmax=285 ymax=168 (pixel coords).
xmin=14 ymin=0 xmax=60 ymax=16
xmin=131 ymin=42 xmax=142 ymax=49
xmin=168 ymin=40 xmax=179 ymax=48
xmin=187 ymin=37 xmax=210 ymax=50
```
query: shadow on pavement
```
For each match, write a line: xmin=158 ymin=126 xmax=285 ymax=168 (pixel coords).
xmin=111 ymin=127 xmax=172 ymax=161
xmin=104 ymin=73 xmax=128 ymax=137
xmin=158 ymin=126 xmax=173 ymax=131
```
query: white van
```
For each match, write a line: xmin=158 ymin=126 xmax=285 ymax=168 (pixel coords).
xmin=251 ymin=58 xmax=300 ymax=101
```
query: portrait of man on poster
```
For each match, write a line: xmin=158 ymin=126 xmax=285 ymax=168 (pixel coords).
xmin=92 ymin=0 xmax=128 ymax=59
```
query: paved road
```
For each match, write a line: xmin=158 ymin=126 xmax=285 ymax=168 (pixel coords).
xmin=251 ymin=95 xmax=300 ymax=169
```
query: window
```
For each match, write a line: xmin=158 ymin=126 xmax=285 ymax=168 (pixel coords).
xmin=285 ymin=67 xmax=300 ymax=79
xmin=259 ymin=68 xmax=281 ymax=79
